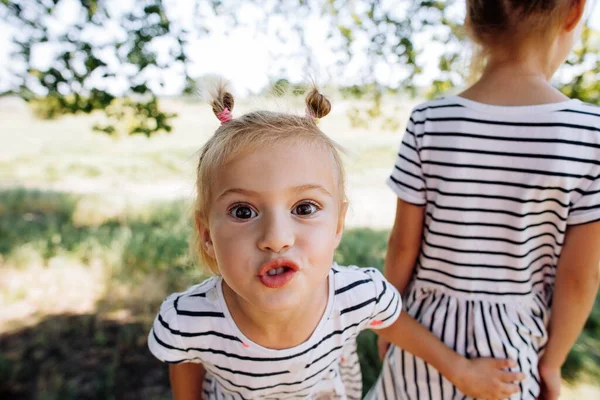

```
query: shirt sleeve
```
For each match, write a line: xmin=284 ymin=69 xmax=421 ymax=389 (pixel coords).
xmin=386 ymin=109 xmax=427 ymax=206
xmin=148 ymin=293 xmax=200 ymax=364
xmin=364 ymin=268 xmax=402 ymax=330
xmin=568 ymin=174 xmax=600 ymax=225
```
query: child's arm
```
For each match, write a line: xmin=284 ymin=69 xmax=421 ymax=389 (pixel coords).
xmin=383 ymin=199 xmax=425 ymax=293
xmin=377 ymin=198 xmax=524 ymax=399
xmin=169 ymin=363 xmax=206 ymax=400
xmin=377 ymin=313 xmax=525 ymax=400
xmin=538 ymin=221 xmax=600 ymax=400
xmin=376 ymin=199 xmax=423 ymax=359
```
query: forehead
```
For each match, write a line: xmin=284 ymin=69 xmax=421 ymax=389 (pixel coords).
xmin=213 ymin=139 xmax=340 ymax=198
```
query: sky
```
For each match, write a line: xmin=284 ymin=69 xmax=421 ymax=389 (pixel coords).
xmin=0 ymin=0 xmax=599 ymax=96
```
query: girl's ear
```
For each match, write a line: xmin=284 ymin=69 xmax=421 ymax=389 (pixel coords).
xmin=563 ymin=0 xmax=587 ymax=32
xmin=334 ymin=201 xmax=349 ymax=247
xmin=196 ymin=212 xmax=215 ymax=258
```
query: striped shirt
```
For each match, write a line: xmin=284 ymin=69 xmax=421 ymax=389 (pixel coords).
xmin=368 ymin=96 xmax=600 ymax=400
xmin=148 ymin=264 xmax=401 ymax=399
xmin=389 ymin=95 xmax=600 ymax=299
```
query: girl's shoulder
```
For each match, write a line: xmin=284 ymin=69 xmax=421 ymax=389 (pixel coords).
xmin=566 ymin=101 xmax=600 ymax=123
xmin=148 ymin=276 xmax=226 ymax=363
xmin=418 ymin=95 xmax=600 ymax=121
xmin=408 ymin=97 xmax=463 ymax=117
xmin=156 ymin=277 xmax=223 ymax=324
xmin=410 ymin=96 xmax=600 ymax=138
xmin=331 ymin=264 xmax=388 ymax=303
xmin=331 ymin=263 xmax=385 ymax=289
xmin=331 ymin=264 xmax=402 ymax=330
xmin=413 ymin=96 xmax=463 ymax=110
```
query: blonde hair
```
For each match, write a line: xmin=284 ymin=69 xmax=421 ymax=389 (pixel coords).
xmin=465 ymin=0 xmax=574 ymax=80
xmin=466 ymin=0 xmax=572 ymax=49
xmin=194 ymin=83 xmax=345 ymax=274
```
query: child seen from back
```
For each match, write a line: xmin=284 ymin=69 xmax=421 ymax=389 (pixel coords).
xmin=371 ymin=1 xmax=600 ymax=399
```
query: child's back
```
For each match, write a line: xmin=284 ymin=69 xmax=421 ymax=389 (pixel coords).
xmin=369 ymin=1 xmax=600 ymax=399
xmin=376 ymin=95 xmax=600 ymax=398
xmin=397 ymin=96 xmax=600 ymax=297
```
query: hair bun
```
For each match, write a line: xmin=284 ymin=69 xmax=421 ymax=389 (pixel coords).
xmin=305 ymin=87 xmax=331 ymax=120
xmin=211 ymin=81 xmax=235 ymax=122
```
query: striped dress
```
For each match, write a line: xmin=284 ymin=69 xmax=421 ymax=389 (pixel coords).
xmin=148 ymin=264 xmax=401 ymax=399
xmin=368 ymin=96 xmax=600 ymax=400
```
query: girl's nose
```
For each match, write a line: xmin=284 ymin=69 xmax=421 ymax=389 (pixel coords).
xmin=257 ymin=212 xmax=294 ymax=253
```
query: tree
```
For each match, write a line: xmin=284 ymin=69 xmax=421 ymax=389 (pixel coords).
xmin=560 ymin=25 xmax=600 ymax=103
xmin=1 ymin=0 xmax=598 ymax=136
xmin=1 ymin=0 xmax=192 ymax=136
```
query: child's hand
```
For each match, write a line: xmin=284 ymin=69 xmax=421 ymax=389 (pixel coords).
xmin=451 ymin=358 xmax=525 ymax=400
xmin=538 ymin=364 xmax=561 ymax=400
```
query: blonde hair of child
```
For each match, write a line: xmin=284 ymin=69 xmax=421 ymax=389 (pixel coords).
xmin=466 ymin=0 xmax=573 ymax=48
xmin=465 ymin=0 xmax=574 ymax=79
xmin=194 ymin=83 xmax=345 ymax=274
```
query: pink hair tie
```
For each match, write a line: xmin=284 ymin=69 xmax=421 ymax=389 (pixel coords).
xmin=217 ymin=108 xmax=233 ymax=125
xmin=305 ymin=113 xmax=319 ymax=125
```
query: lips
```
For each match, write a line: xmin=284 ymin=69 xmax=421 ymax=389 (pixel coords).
xmin=257 ymin=259 xmax=299 ymax=289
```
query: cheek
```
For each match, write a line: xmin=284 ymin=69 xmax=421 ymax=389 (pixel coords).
xmin=210 ymin=222 xmax=251 ymax=262
xmin=300 ymin=216 xmax=340 ymax=257
xmin=212 ymin=229 xmax=253 ymax=285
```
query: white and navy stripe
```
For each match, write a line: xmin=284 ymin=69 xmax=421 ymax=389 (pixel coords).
xmin=149 ymin=264 xmax=401 ymax=399
xmin=388 ymin=96 xmax=600 ymax=298
xmin=369 ymin=287 xmax=549 ymax=400
xmin=369 ymin=96 xmax=600 ymax=400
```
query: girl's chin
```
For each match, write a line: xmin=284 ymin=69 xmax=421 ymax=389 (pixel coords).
xmin=253 ymin=292 xmax=306 ymax=312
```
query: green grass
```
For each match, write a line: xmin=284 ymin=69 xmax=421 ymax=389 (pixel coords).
xmin=1 ymin=189 xmax=599 ymax=398
xmin=0 ymin=188 xmax=199 ymax=291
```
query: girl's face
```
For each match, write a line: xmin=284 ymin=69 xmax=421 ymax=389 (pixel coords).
xmin=199 ymin=139 xmax=346 ymax=313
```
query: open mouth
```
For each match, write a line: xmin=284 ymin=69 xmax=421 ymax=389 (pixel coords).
xmin=266 ymin=266 xmax=293 ymax=276
xmin=257 ymin=259 xmax=299 ymax=288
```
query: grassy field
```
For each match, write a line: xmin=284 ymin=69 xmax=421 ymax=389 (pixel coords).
xmin=0 ymin=97 xmax=598 ymax=399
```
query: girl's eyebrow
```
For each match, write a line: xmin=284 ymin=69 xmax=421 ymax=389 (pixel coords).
xmin=217 ymin=184 xmax=333 ymax=200
xmin=291 ymin=184 xmax=333 ymax=197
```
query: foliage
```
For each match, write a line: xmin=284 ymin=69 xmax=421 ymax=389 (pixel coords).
xmin=266 ymin=78 xmax=307 ymax=97
xmin=3 ymin=1 xmax=597 ymax=135
xmin=560 ymin=25 xmax=600 ymax=104
xmin=335 ymin=228 xmax=388 ymax=271
xmin=1 ymin=0 xmax=191 ymax=136
xmin=0 ymin=188 xmax=197 ymax=289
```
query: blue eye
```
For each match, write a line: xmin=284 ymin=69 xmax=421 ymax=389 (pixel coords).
xmin=229 ymin=205 xmax=257 ymax=220
xmin=292 ymin=202 xmax=320 ymax=216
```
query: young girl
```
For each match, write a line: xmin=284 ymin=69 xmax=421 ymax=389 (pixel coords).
xmin=147 ymin=84 xmax=523 ymax=399
xmin=370 ymin=1 xmax=600 ymax=399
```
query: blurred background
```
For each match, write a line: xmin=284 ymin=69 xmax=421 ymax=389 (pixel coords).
xmin=0 ymin=1 xmax=599 ymax=399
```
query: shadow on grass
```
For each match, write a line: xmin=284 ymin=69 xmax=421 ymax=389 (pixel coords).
xmin=0 ymin=314 xmax=170 ymax=400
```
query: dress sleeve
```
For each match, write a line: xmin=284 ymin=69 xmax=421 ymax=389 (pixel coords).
xmin=386 ymin=109 xmax=427 ymax=206
xmin=568 ymin=173 xmax=600 ymax=225
xmin=364 ymin=268 xmax=402 ymax=330
xmin=148 ymin=293 xmax=199 ymax=364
